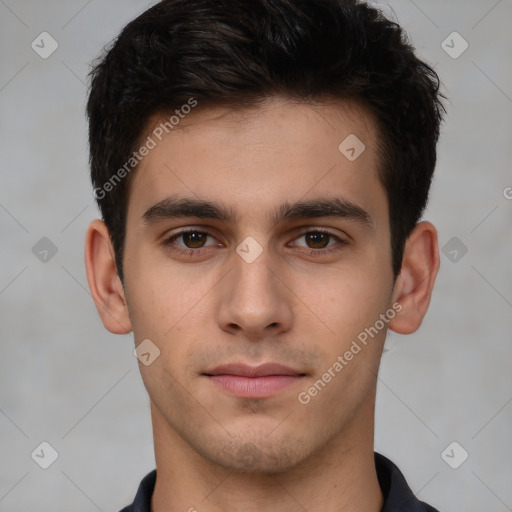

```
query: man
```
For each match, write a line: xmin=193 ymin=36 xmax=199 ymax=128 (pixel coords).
xmin=84 ymin=0 xmax=445 ymax=510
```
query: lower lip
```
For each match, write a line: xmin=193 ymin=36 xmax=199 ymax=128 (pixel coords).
xmin=206 ymin=375 xmax=303 ymax=398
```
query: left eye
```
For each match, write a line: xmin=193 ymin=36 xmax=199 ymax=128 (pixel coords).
xmin=293 ymin=231 xmax=341 ymax=249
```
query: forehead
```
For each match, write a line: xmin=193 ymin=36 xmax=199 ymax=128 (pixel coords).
xmin=127 ymin=96 xmax=386 ymax=229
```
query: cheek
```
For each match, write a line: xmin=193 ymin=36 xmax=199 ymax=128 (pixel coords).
xmin=124 ymin=261 xmax=219 ymax=385
xmin=299 ymin=257 xmax=392 ymax=334
xmin=124 ymin=246 xmax=214 ymax=335
xmin=297 ymin=264 xmax=393 ymax=394
xmin=298 ymin=276 xmax=390 ymax=408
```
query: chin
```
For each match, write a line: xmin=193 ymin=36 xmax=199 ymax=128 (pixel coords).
xmin=194 ymin=431 xmax=314 ymax=474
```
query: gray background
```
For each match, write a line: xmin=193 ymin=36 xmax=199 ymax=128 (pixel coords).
xmin=1 ymin=0 xmax=511 ymax=510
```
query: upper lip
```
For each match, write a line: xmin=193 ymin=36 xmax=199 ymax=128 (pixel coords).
xmin=203 ymin=363 xmax=305 ymax=377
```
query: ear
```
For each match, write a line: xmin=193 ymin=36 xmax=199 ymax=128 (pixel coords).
xmin=388 ymin=221 xmax=440 ymax=334
xmin=84 ymin=219 xmax=132 ymax=334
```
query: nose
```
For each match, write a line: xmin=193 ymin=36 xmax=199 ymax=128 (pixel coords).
xmin=216 ymin=246 xmax=294 ymax=340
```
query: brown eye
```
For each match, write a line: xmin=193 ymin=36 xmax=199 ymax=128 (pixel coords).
xmin=181 ymin=231 xmax=208 ymax=248
xmin=290 ymin=229 xmax=347 ymax=255
xmin=165 ymin=230 xmax=217 ymax=251
xmin=304 ymin=232 xmax=331 ymax=249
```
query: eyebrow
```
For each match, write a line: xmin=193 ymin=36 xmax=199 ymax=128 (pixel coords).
xmin=142 ymin=195 xmax=374 ymax=229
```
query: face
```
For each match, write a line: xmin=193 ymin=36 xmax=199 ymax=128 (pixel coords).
xmin=121 ymin=96 xmax=396 ymax=473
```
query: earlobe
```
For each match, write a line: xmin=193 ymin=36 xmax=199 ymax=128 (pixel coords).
xmin=389 ymin=221 xmax=440 ymax=335
xmin=84 ymin=219 xmax=132 ymax=334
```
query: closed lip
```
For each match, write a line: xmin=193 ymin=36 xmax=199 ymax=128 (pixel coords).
xmin=203 ymin=363 xmax=306 ymax=378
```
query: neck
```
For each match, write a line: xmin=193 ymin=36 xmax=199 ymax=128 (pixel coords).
xmin=150 ymin=399 xmax=383 ymax=512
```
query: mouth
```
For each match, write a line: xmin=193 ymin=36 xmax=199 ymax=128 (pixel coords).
xmin=202 ymin=363 xmax=307 ymax=399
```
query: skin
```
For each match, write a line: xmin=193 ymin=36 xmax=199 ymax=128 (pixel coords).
xmin=85 ymin=96 xmax=439 ymax=512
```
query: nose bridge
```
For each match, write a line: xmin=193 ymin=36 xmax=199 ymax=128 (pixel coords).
xmin=217 ymin=242 xmax=293 ymax=336
xmin=231 ymin=246 xmax=278 ymax=310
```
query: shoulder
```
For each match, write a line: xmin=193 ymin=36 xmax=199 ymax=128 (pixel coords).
xmin=375 ymin=453 xmax=442 ymax=512
xmin=118 ymin=469 xmax=157 ymax=512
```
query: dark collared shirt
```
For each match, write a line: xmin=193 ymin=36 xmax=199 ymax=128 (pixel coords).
xmin=119 ymin=452 xmax=441 ymax=512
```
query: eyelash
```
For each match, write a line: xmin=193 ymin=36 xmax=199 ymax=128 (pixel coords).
xmin=162 ymin=228 xmax=348 ymax=258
